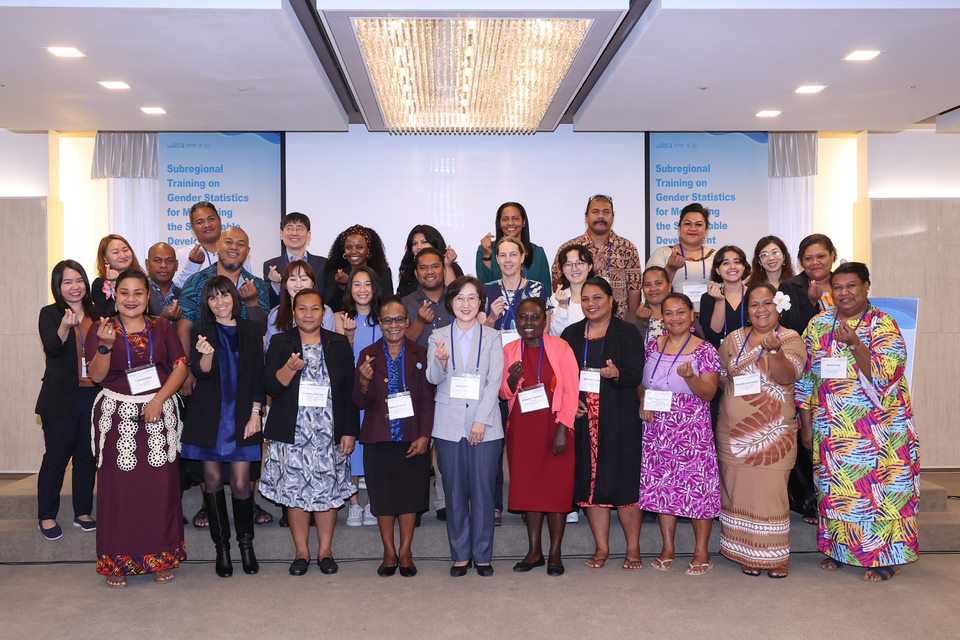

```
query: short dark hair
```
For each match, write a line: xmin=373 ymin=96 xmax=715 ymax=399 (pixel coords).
xmin=662 ymin=291 xmax=694 ymax=311
xmin=189 ymin=201 xmax=219 ymax=222
xmin=517 ymin=296 xmax=547 ymax=316
xmin=293 ymin=288 xmax=323 ymax=309
xmin=745 ymin=282 xmax=778 ymax=305
xmin=414 ymin=247 xmax=444 ymax=268
xmin=199 ymin=276 xmax=241 ymax=324
xmin=798 ymin=233 xmax=836 ymax=261
xmin=679 ymin=203 xmax=709 ymax=224
xmin=642 ymin=265 xmax=670 ymax=284
xmin=557 ymin=244 xmax=595 ymax=289
xmin=830 ymin=261 xmax=870 ymax=285
xmin=584 ymin=194 xmax=614 ymax=215
xmin=709 ymin=245 xmax=751 ymax=283
xmin=281 ymin=212 xmax=311 ymax=231
xmin=444 ymin=276 xmax=487 ymax=315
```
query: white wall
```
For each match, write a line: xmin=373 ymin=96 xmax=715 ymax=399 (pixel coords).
xmin=0 ymin=129 xmax=48 ymax=197
xmin=814 ymin=136 xmax=857 ymax=262
xmin=59 ymin=135 xmax=108 ymax=279
xmin=868 ymin=129 xmax=960 ymax=198
xmin=285 ymin=125 xmax=646 ymax=280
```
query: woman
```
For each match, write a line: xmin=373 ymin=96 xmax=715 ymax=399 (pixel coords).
xmin=353 ymin=296 xmax=434 ymax=577
xmin=716 ymin=284 xmax=805 ymax=578
xmin=335 ymin=265 xmax=384 ymax=527
xmin=427 ymin=276 xmax=504 ymax=576
xmin=181 ymin=277 xmax=265 ymax=577
xmin=745 ymin=235 xmax=794 ymax=289
xmin=476 ymin=201 xmax=552 ymax=293
xmin=636 ymin=266 xmax=672 ymax=344
xmin=265 ymin=260 xmax=334 ymax=350
xmin=500 ymin=298 xmax=578 ymax=576
xmin=91 ymin=234 xmax=144 ymax=316
xmin=324 ymin=225 xmax=393 ymax=312
xmin=797 ymin=263 xmax=919 ymax=582
xmin=699 ymin=245 xmax=750 ymax=349
xmin=260 ymin=289 xmax=358 ymax=576
xmin=560 ymin=277 xmax=645 ymax=570
xmin=484 ymin=236 xmax=550 ymax=336
xmin=86 ymin=269 xmax=188 ymax=588
xmin=396 ymin=224 xmax=463 ymax=298
xmin=549 ymin=244 xmax=594 ymax=337
xmin=778 ymin=233 xmax=837 ymax=524
xmin=639 ymin=292 xmax=720 ymax=576
xmin=646 ymin=203 xmax=715 ymax=312
xmin=35 ymin=260 xmax=100 ymax=540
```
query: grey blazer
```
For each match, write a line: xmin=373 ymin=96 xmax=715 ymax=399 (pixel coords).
xmin=426 ymin=323 xmax=504 ymax=443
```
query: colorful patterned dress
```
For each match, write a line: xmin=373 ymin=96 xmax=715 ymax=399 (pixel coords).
xmin=639 ymin=338 xmax=721 ymax=518
xmin=795 ymin=304 xmax=920 ymax=567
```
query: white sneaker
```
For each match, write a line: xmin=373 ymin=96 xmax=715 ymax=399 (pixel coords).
xmin=566 ymin=510 xmax=579 ymax=524
xmin=346 ymin=504 xmax=364 ymax=526
xmin=362 ymin=503 xmax=377 ymax=526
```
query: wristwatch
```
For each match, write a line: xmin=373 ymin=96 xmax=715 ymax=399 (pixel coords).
xmin=767 ymin=348 xmax=780 ymax=354
xmin=97 ymin=344 xmax=113 ymax=354
xmin=252 ymin=406 xmax=264 ymax=417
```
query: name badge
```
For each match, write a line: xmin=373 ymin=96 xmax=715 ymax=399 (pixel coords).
xmin=733 ymin=372 xmax=762 ymax=396
xmin=644 ymin=389 xmax=673 ymax=412
xmin=579 ymin=368 xmax=601 ymax=393
xmin=450 ymin=374 xmax=481 ymax=400
xmin=126 ymin=364 xmax=161 ymax=394
xmin=821 ymin=357 xmax=848 ymax=379
xmin=501 ymin=329 xmax=521 ymax=347
xmin=387 ymin=391 xmax=415 ymax=420
xmin=517 ymin=383 xmax=550 ymax=413
xmin=299 ymin=383 xmax=330 ymax=408
xmin=81 ymin=357 xmax=88 ymax=379
xmin=682 ymin=284 xmax=708 ymax=311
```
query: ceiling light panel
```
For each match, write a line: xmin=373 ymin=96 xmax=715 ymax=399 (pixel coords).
xmin=844 ymin=49 xmax=881 ymax=61
xmin=140 ymin=106 xmax=166 ymax=114
xmin=46 ymin=46 xmax=85 ymax=58
xmin=795 ymin=85 xmax=826 ymax=94
xmin=755 ymin=110 xmax=781 ymax=118
xmin=99 ymin=81 xmax=130 ymax=90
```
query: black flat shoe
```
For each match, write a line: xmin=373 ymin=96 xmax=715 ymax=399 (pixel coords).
xmin=547 ymin=564 xmax=565 ymax=577
xmin=377 ymin=557 xmax=398 ymax=577
xmin=450 ymin=561 xmax=472 ymax=577
xmin=512 ymin=556 xmax=545 ymax=572
xmin=399 ymin=563 xmax=417 ymax=578
xmin=318 ymin=557 xmax=339 ymax=574
xmin=289 ymin=558 xmax=309 ymax=576
xmin=475 ymin=563 xmax=494 ymax=577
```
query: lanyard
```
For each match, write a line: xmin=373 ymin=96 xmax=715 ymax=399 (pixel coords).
xmin=203 ymin=248 xmax=214 ymax=267
xmin=500 ymin=279 xmax=523 ymax=328
xmin=829 ymin=307 xmax=869 ymax=350
xmin=734 ymin=329 xmax=762 ymax=367
xmin=116 ymin=316 xmax=153 ymax=369
xmin=582 ymin=321 xmax=606 ymax=367
xmin=520 ymin=339 xmax=545 ymax=384
xmin=651 ymin=333 xmax=692 ymax=379
xmin=679 ymin=244 xmax=707 ymax=281
xmin=450 ymin=322 xmax=482 ymax=372
xmin=383 ymin=340 xmax=406 ymax=391
xmin=723 ymin=286 xmax=745 ymax=337
xmin=74 ymin=322 xmax=86 ymax=355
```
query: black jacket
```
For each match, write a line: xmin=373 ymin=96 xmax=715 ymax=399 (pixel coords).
xmin=36 ymin=304 xmax=99 ymax=417
xmin=182 ymin=319 xmax=266 ymax=448
xmin=262 ymin=253 xmax=328 ymax=308
xmin=262 ymin=327 xmax=359 ymax=445
xmin=778 ymin=272 xmax=824 ymax=335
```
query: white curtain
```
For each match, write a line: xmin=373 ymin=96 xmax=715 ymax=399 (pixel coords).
xmin=767 ymin=132 xmax=817 ymax=257
xmin=91 ymin=132 xmax=162 ymax=257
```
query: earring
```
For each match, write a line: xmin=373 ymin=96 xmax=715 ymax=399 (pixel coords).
xmin=343 ymin=253 xmax=347 ymax=260
xmin=367 ymin=253 xmax=372 ymax=259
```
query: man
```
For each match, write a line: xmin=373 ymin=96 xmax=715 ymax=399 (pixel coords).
xmin=173 ymin=201 xmax=250 ymax=288
xmin=551 ymin=194 xmax=641 ymax=322
xmin=145 ymin=242 xmax=182 ymax=320
xmin=402 ymin=248 xmax=452 ymax=347
xmin=262 ymin=212 xmax=327 ymax=308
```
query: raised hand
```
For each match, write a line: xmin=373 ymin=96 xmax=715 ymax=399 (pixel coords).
xmin=506 ymin=360 xmax=523 ymax=392
xmin=554 ymin=284 xmax=569 ymax=309
xmin=285 ymin=352 xmax=305 ymax=372
xmin=434 ymin=339 xmax=449 ymax=364
xmin=760 ymin=331 xmax=783 ymax=352
xmin=707 ymin=281 xmax=724 ymax=300
xmin=188 ymin=243 xmax=206 ymax=265
xmin=334 ymin=269 xmax=349 ymax=285
xmin=417 ymin=299 xmax=435 ymax=324
xmin=267 ymin=264 xmax=282 ymax=284
xmin=340 ymin=313 xmax=357 ymax=333
xmin=358 ymin=354 xmax=374 ymax=382
xmin=96 ymin=320 xmax=117 ymax=348
xmin=195 ymin=334 xmax=215 ymax=355
xmin=677 ymin=360 xmax=695 ymax=379
xmin=834 ymin=318 xmax=861 ymax=347
xmin=667 ymin=246 xmax=685 ymax=270
xmin=105 ymin=266 xmax=121 ymax=281
xmin=807 ymin=278 xmax=822 ymax=305
xmin=637 ymin=304 xmax=652 ymax=320
xmin=60 ymin=308 xmax=80 ymax=330
xmin=237 ymin=278 xmax=258 ymax=303
xmin=489 ymin=296 xmax=506 ymax=319
xmin=480 ymin=232 xmax=494 ymax=258
xmin=599 ymin=358 xmax=620 ymax=380
xmin=161 ymin=299 xmax=182 ymax=321
xmin=444 ymin=245 xmax=458 ymax=265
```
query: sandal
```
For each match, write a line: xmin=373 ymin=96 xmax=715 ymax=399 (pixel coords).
xmin=741 ymin=565 xmax=762 ymax=577
xmin=863 ymin=566 xmax=900 ymax=582
xmin=584 ymin=555 xmax=608 ymax=569
xmin=622 ymin=558 xmax=643 ymax=571
xmin=650 ymin=557 xmax=674 ymax=572
xmin=768 ymin=565 xmax=789 ymax=579
xmin=192 ymin=507 xmax=209 ymax=529
xmin=253 ymin=503 xmax=274 ymax=526
xmin=819 ymin=558 xmax=843 ymax=571
xmin=105 ymin=575 xmax=127 ymax=589
xmin=153 ymin=569 xmax=174 ymax=584
xmin=685 ymin=561 xmax=713 ymax=576
xmin=802 ymin=515 xmax=818 ymax=525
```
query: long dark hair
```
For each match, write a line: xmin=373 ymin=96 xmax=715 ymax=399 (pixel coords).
xmin=746 ymin=235 xmax=795 ymax=287
xmin=51 ymin=259 xmax=100 ymax=320
xmin=324 ymin=225 xmax=390 ymax=279
xmin=397 ymin=225 xmax=450 ymax=292
xmin=494 ymin=202 xmax=534 ymax=269
xmin=199 ymin=276 xmax=241 ymax=325
xmin=343 ymin=264 xmax=383 ymax=326
xmin=275 ymin=260 xmax=317 ymax=333
xmin=709 ymin=245 xmax=751 ymax=283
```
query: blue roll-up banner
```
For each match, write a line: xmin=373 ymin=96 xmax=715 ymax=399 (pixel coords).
xmin=647 ymin=132 xmax=768 ymax=258
xmin=871 ymin=297 xmax=920 ymax=389
xmin=158 ymin=132 xmax=281 ymax=270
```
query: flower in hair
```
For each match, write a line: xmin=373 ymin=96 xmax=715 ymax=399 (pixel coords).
xmin=773 ymin=291 xmax=791 ymax=313
xmin=102 ymin=279 xmax=115 ymax=300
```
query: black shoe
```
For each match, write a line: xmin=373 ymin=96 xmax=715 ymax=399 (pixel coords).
xmin=399 ymin=564 xmax=417 ymax=578
xmin=318 ymin=557 xmax=339 ymax=574
xmin=415 ymin=512 xmax=422 ymax=528
xmin=450 ymin=561 xmax=472 ymax=577
xmin=203 ymin=491 xmax=233 ymax=578
xmin=377 ymin=557 xmax=398 ymax=577
xmin=512 ymin=556 xmax=545 ymax=572
xmin=436 ymin=508 xmax=446 ymax=521
xmin=547 ymin=563 xmax=565 ymax=577
xmin=475 ymin=563 xmax=494 ymax=577
xmin=232 ymin=495 xmax=259 ymax=575
xmin=278 ymin=510 xmax=289 ymax=528
xmin=289 ymin=558 xmax=309 ymax=576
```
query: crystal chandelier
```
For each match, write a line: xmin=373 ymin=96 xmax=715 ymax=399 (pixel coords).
xmin=352 ymin=17 xmax=592 ymax=135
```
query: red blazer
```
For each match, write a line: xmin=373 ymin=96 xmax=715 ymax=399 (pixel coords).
xmin=352 ymin=338 xmax=435 ymax=444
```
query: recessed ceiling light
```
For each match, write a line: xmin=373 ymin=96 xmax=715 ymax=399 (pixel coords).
xmin=46 ymin=46 xmax=85 ymax=58
xmin=140 ymin=106 xmax=166 ymax=115
xmin=844 ymin=50 xmax=881 ymax=61
xmin=98 ymin=81 xmax=130 ymax=90
xmin=795 ymin=85 xmax=827 ymax=94
xmin=756 ymin=110 xmax=781 ymax=118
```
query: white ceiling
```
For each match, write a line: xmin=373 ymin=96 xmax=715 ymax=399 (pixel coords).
xmin=1 ymin=0 xmax=959 ymax=132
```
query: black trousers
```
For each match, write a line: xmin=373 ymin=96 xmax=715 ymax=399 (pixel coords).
xmin=37 ymin=386 xmax=98 ymax=520
xmin=788 ymin=432 xmax=817 ymax=517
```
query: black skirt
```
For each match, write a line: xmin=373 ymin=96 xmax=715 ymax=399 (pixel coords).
xmin=364 ymin=441 xmax=431 ymax=516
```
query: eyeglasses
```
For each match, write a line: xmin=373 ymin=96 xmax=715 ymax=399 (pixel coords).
xmin=381 ymin=316 xmax=408 ymax=326
xmin=759 ymin=250 xmax=783 ymax=259
xmin=453 ymin=295 xmax=480 ymax=304
xmin=283 ymin=225 xmax=308 ymax=233
xmin=563 ymin=260 xmax=588 ymax=269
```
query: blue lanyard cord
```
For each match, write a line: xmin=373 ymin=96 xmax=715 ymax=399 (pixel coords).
xmin=582 ymin=321 xmax=607 ymax=367
xmin=116 ymin=316 xmax=153 ymax=369
xmin=520 ymin=339 xmax=545 ymax=384
xmin=500 ymin=279 xmax=524 ymax=327
xmin=74 ymin=322 xmax=86 ymax=354
xmin=203 ymin=248 xmax=214 ymax=267
xmin=450 ymin=323 xmax=482 ymax=372
xmin=829 ymin=307 xmax=869 ymax=351
xmin=679 ymin=244 xmax=707 ymax=281
xmin=651 ymin=333 xmax=692 ymax=379
xmin=383 ymin=340 xmax=406 ymax=391
xmin=734 ymin=329 xmax=765 ymax=368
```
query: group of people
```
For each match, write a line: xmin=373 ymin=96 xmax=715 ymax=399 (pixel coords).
xmin=35 ymin=195 xmax=920 ymax=587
